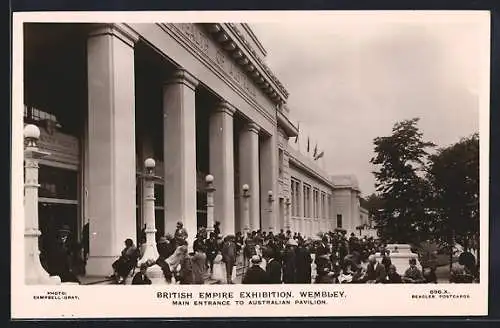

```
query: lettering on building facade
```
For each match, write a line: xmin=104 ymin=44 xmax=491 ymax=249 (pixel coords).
xmin=171 ymin=23 xmax=275 ymax=116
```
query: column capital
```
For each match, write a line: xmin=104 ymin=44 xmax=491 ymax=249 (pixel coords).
xmin=88 ymin=23 xmax=140 ymax=48
xmin=165 ymin=69 xmax=199 ymax=90
xmin=215 ymin=101 xmax=236 ymax=116
xmin=245 ymin=122 xmax=260 ymax=134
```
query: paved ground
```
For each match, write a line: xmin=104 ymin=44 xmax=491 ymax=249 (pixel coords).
xmin=78 ymin=258 xmax=452 ymax=285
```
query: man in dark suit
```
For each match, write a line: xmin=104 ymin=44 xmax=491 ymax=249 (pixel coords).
xmin=364 ymin=254 xmax=387 ymax=283
xmin=243 ymin=255 xmax=269 ymax=284
xmin=221 ymin=235 xmax=237 ymax=284
xmin=132 ymin=263 xmax=152 ymax=285
xmin=283 ymin=239 xmax=298 ymax=283
xmin=295 ymin=241 xmax=312 ymax=284
xmin=265 ymin=249 xmax=282 ymax=284
xmin=315 ymin=236 xmax=329 ymax=258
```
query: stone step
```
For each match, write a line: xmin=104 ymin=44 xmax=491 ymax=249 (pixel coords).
xmin=79 ymin=277 xmax=115 ymax=285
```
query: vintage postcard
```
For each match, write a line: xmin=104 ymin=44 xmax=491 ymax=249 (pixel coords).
xmin=11 ymin=10 xmax=490 ymax=318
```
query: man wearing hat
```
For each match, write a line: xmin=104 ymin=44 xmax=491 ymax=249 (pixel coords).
xmin=283 ymin=238 xmax=298 ymax=283
xmin=174 ymin=221 xmax=188 ymax=247
xmin=46 ymin=224 xmax=80 ymax=283
xmin=132 ymin=262 xmax=153 ymax=285
xmin=221 ymin=235 xmax=237 ymax=284
xmin=295 ymin=239 xmax=313 ymax=284
xmin=242 ymin=255 xmax=269 ymax=284
xmin=265 ymin=247 xmax=282 ymax=284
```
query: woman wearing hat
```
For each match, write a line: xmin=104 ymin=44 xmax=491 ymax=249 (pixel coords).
xmin=165 ymin=245 xmax=188 ymax=283
xmin=174 ymin=222 xmax=188 ymax=247
xmin=242 ymin=255 xmax=269 ymax=284
xmin=110 ymin=238 xmax=140 ymax=284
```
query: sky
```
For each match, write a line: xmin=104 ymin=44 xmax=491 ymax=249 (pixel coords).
xmin=250 ymin=12 xmax=489 ymax=197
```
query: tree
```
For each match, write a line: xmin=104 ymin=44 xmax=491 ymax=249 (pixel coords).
xmin=364 ymin=193 xmax=385 ymax=229
xmin=370 ymin=118 xmax=435 ymax=243
xmin=427 ymin=133 xmax=479 ymax=260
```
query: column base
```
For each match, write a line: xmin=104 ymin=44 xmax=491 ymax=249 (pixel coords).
xmin=25 ymin=253 xmax=62 ymax=285
xmin=126 ymin=264 xmax=167 ymax=285
xmin=26 ymin=271 xmax=61 ymax=286
xmin=86 ymin=255 xmax=117 ymax=277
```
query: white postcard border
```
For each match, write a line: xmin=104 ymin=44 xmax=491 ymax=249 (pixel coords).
xmin=11 ymin=11 xmax=490 ymax=319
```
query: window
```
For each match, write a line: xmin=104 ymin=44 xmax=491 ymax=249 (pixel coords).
xmin=154 ymin=184 xmax=164 ymax=208
xmin=321 ymin=192 xmax=326 ymax=219
xmin=290 ymin=179 xmax=301 ymax=217
xmin=327 ymin=195 xmax=332 ymax=219
xmin=38 ymin=165 xmax=78 ymax=200
xmin=337 ymin=214 xmax=343 ymax=228
xmin=295 ymin=180 xmax=301 ymax=216
xmin=313 ymin=189 xmax=319 ymax=218
xmin=303 ymin=184 xmax=311 ymax=218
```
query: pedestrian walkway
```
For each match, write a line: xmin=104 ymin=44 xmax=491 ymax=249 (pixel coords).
xmin=78 ymin=275 xmax=114 ymax=285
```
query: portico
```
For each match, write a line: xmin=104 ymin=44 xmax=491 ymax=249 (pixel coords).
xmin=23 ymin=22 xmax=293 ymax=277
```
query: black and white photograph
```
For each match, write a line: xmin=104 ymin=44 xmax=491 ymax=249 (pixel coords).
xmin=11 ymin=11 xmax=490 ymax=318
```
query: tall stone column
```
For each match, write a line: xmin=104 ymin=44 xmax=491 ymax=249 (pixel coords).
xmin=163 ymin=69 xmax=198 ymax=249
xmin=238 ymin=123 xmax=260 ymax=231
xmin=86 ymin=24 xmax=138 ymax=276
xmin=209 ymin=102 xmax=235 ymax=235
xmin=260 ymin=134 xmax=278 ymax=233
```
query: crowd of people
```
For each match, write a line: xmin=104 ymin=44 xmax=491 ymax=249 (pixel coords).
xmin=39 ymin=221 xmax=479 ymax=285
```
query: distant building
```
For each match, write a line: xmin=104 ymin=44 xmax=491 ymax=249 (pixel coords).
xmin=279 ymin=124 xmax=373 ymax=237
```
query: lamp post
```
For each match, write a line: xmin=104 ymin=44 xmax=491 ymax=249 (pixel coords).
xmin=267 ymin=190 xmax=275 ymax=233
xmin=205 ymin=174 xmax=215 ymax=235
xmin=242 ymin=184 xmax=250 ymax=236
xmin=136 ymin=158 xmax=164 ymax=284
xmin=24 ymin=124 xmax=61 ymax=285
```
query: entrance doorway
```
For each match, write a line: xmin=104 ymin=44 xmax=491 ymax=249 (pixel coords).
xmin=37 ymin=164 xmax=80 ymax=271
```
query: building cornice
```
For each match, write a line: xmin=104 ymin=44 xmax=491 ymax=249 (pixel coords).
xmin=157 ymin=23 xmax=277 ymax=128
xmin=241 ymin=23 xmax=267 ymax=57
xmin=202 ymin=23 xmax=289 ymax=106
xmin=277 ymin=110 xmax=299 ymax=138
xmin=288 ymin=148 xmax=334 ymax=189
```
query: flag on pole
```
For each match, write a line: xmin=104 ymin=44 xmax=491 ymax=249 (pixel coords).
xmin=314 ymin=151 xmax=325 ymax=160
xmin=294 ymin=122 xmax=300 ymax=143
xmin=313 ymin=144 xmax=318 ymax=158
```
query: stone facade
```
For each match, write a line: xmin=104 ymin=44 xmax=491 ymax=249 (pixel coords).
xmin=23 ymin=22 xmax=371 ymax=277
